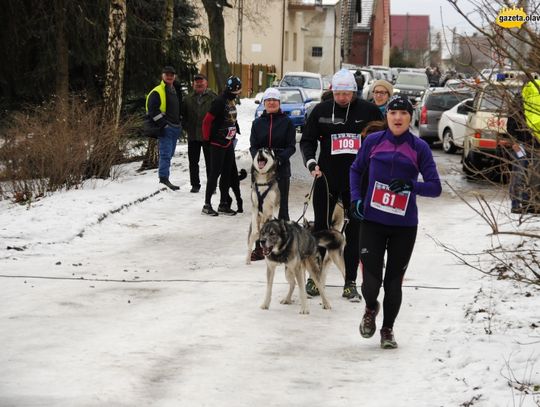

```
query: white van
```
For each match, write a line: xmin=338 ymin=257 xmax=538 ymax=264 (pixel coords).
xmin=280 ymin=72 xmax=324 ymax=101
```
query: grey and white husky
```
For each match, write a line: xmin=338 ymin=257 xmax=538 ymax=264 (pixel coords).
xmin=258 ymin=219 xmax=344 ymax=314
xmin=246 ymin=148 xmax=280 ymax=264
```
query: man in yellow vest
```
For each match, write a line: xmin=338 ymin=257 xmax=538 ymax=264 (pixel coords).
xmin=145 ymin=66 xmax=182 ymax=190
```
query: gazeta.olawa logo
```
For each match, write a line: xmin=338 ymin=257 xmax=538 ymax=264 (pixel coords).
xmin=496 ymin=5 xmax=537 ymax=28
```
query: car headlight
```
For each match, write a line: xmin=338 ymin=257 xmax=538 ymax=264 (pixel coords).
xmin=393 ymin=88 xmax=400 ymax=93
xmin=290 ymin=109 xmax=302 ymax=116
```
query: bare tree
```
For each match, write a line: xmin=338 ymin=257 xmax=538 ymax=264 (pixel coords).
xmin=201 ymin=0 xmax=231 ymax=92
xmin=102 ymin=0 xmax=127 ymax=127
xmin=54 ymin=0 xmax=69 ymax=103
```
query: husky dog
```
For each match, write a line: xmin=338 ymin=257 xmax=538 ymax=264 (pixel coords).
xmin=258 ymin=219 xmax=338 ymax=314
xmin=246 ymin=148 xmax=280 ymax=264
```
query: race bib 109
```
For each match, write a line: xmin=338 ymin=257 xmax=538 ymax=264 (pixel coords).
xmin=370 ymin=181 xmax=411 ymax=216
xmin=331 ymin=133 xmax=361 ymax=155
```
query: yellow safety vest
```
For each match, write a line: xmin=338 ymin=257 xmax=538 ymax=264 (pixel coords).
xmin=145 ymin=81 xmax=167 ymax=113
xmin=522 ymin=80 xmax=540 ymax=142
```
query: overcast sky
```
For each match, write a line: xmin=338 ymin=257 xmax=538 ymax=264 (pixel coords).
xmin=391 ymin=0 xmax=480 ymax=32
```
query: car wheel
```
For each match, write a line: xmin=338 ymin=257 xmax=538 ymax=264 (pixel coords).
xmin=462 ymin=151 xmax=479 ymax=179
xmin=442 ymin=129 xmax=457 ymax=154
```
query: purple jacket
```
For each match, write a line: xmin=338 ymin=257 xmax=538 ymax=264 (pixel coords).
xmin=350 ymin=129 xmax=441 ymax=226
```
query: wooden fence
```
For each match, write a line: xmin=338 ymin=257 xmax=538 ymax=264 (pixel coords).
xmin=200 ymin=61 xmax=278 ymax=98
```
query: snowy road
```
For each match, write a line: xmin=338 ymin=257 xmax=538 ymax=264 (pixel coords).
xmin=0 ymin=101 xmax=538 ymax=406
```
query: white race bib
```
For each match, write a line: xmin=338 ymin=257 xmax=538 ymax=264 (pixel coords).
xmin=330 ymin=133 xmax=361 ymax=155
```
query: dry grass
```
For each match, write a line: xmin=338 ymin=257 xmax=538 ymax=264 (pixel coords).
xmin=0 ymin=97 xmax=134 ymax=202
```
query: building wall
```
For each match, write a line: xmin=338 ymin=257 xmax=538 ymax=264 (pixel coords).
xmin=193 ymin=0 xmax=340 ymax=78
xmin=390 ymin=15 xmax=430 ymax=51
xmin=349 ymin=31 xmax=370 ymax=65
xmin=303 ymin=4 xmax=342 ymax=75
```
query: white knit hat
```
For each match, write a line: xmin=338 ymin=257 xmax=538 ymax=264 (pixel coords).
xmin=262 ymin=87 xmax=281 ymax=102
xmin=331 ymin=68 xmax=357 ymax=92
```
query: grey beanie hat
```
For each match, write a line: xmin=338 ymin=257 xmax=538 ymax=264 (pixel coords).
xmin=371 ymin=79 xmax=394 ymax=96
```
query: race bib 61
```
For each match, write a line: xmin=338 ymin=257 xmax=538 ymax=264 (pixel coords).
xmin=370 ymin=181 xmax=411 ymax=216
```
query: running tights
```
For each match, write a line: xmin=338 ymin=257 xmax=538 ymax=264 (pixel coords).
xmin=359 ymin=220 xmax=418 ymax=329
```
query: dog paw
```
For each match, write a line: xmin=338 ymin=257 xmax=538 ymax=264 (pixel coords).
xmin=260 ymin=304 xmax=270 ymax=310
xmin=299 ymin=308 xmax=310 ymax=315
xmin=322 ymin=303 xmax=332 ymax=310
xmin=280 ymin=298 xmax=292 ymax=305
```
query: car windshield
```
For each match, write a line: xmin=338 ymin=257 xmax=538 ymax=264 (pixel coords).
xmin=280 ymin=89 xmax=303 ymax=104
xmin=478 ymin=86 xmax=521 ymax=111
xmin=281 ymin=76 xmax=321 ymax=90
xmin=426 ymin=93 xmax=472 ymax=111
xmin=396 ymin=74 xmax=428 ymax=86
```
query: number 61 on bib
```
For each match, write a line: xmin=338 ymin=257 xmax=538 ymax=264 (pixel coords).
xmin=370 ymin=181 xmax=411 ymax=216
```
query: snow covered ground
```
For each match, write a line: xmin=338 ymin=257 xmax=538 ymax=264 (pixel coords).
xmin=0 ymin=99 xmax=539 ymax=406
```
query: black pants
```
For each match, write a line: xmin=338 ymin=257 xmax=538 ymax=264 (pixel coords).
xmin=277 ymin=177 xmax=290 ymax=221
xmin=312 ymin=177 xmax=359 ymax=282
xmin=188 ymin=140 xmax=210 ymax=189
xmin=224 ymin=156 xmax=242 ymax=206
xmin=359 ymin=220 xmax=418 ymax=329
xmin=205 ymin=144 xmax=234 ymax=206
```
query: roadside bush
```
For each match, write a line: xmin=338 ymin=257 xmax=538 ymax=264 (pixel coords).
xmin=0 ymin=97 xmax=133 ymax=202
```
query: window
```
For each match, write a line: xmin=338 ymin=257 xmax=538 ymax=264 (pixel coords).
xmin=312 ymin=47 xmax=323 ymax=57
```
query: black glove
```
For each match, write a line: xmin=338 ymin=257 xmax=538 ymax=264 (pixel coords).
xmin=350 ymin=199 xmax=364 ymax=221
xmin=388 ymin=179 xmax=413 ymax=194
xmin=308 ymin=161 xmax=317 ymax=172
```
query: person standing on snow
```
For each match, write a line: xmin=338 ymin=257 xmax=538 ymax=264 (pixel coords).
xmin=300 ymin=68 xmax=383 ymax=301
xmin=249 ymin=87 xmax=297 ymax=261
xmin=201 ymin=76 xmax=242 ymax=216
xmin=145 ymin=65 xmax=182 ymax=190
xmin=181 ymin=73 xmax=217 ymax=193
xmin=349 ymin=96 xmax=442 ymax=349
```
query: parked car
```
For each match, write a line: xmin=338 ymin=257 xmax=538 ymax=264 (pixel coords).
xmin=279 ymin=72 xmax=324 ymax=101
xmin=393 ymin=72 xmax=429 ymax=104
xmin=437 ymin=98 xmax=474 ymax=153
xmin=415 ymin=88 xmax=472 ymax=143
xmin=462 ymin=78 xmax=523 ymax=180
xmin=254 ymin=87 xmax=316 ymax=131
xmin=368 ymin=65 xmax=393 ymax=82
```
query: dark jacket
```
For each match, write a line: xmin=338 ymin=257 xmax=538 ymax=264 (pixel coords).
xmin=300 ymin=97 xmax=383 ymax=191
xmin=181 ymin=88 xmax=217 ymax=142
xmin=202 ymin=90 xmax=240 ymax=148
xmin=250 ymin=110 xmax=296 ymax=178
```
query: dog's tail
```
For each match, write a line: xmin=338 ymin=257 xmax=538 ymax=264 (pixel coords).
xmin=312 ymin=229 xmax=345 ymax=252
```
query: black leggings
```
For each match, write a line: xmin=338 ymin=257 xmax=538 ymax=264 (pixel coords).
xmin=277 ymin=177 xmax=290 ymax=221
xmin=312 ymin=177 xmax=360 ymax=282
xmin=359 ymin=220 xmax=418 ymax=329
xmin=205 ymin=144 xmax=234 ymax=206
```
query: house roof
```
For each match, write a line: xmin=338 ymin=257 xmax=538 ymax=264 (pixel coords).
xmin=356 ymin=0 xmax=374 ymax=30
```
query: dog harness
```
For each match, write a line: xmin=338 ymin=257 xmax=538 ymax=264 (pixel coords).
xmin=254 ymin=181 xmax=275 ymax=213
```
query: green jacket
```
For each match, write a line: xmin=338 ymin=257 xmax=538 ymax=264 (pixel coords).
xmin=181 ymin=89 xmax=217 ymax=142
xmin=522 ymin=80 xmax=540 ymax=142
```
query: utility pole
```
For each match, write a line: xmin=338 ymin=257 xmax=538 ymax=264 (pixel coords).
xmin=236 ymin=0 xmax=243 ymax=64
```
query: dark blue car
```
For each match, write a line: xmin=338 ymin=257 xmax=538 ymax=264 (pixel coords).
xmin=255 ymin=87 xmax=316 ymax=131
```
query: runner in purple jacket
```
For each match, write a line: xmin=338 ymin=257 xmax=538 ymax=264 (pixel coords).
xmin=349 ymin=96 xmax=442 ymax=349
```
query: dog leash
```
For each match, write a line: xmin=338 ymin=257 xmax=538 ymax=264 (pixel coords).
xmin=296 ymin=176 xmax=317 ymax=224
xmin=297 ymin=172 xmax=349 ymax=235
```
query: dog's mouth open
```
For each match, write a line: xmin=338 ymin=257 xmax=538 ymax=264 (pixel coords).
xmin=257 ymin=157 xmax=268 ymax=169
xmin=262 ymin=245 xmax=273 ymax=256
